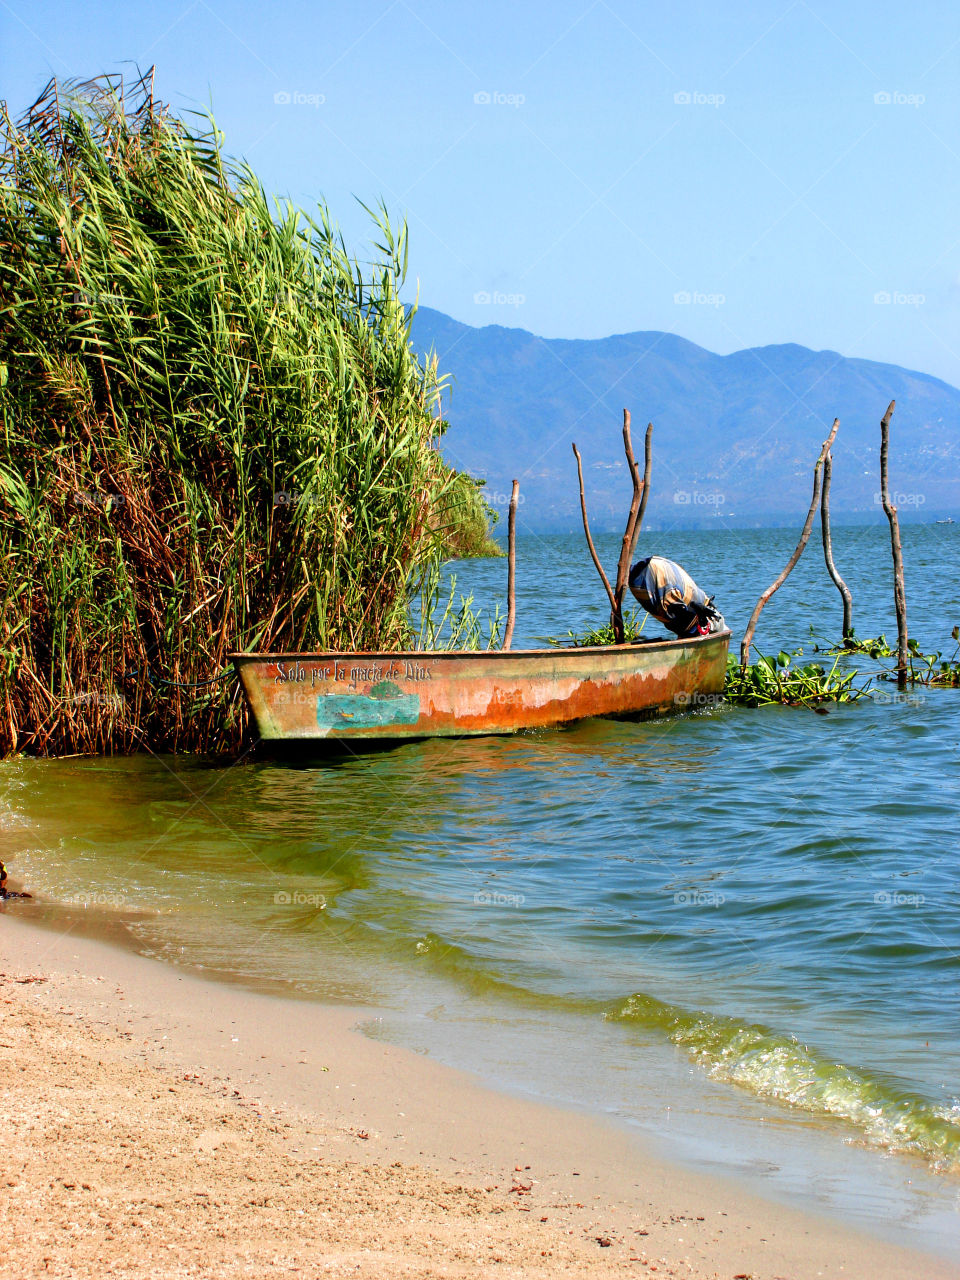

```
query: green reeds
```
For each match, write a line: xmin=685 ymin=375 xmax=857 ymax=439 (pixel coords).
xmin=434 ymin=471 xmax=503 ymax=559
xmin=414 ymin=563 xmax=503 ymax=651
xmin=0 ymin=72 xmax=471 ymax=756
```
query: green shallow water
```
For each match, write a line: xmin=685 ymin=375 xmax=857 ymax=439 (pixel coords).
xmin=3 ymin=524 xmax=960 ymax=1251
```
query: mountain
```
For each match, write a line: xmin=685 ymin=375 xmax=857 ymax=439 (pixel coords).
xmin=411 ymin=307 xmax=960 ymax=531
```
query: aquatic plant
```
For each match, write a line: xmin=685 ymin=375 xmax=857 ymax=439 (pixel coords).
xmin=414 ymin=564 xmax=503 ymax=651
xmin=0 ymin=71 xmax=489 ymax=756
xmin=544 ymin=609 xmax=648 ymax=648
xmin=926 ymin=627 xmax=960 ymax=686
xmin=724 ymin=649 xmax=867 ymax=709
xmin=818 ymin=629 xmax=960 ymax=687
xmin=816 ymin=632 xmax=896 ymax=658
xmin=882 ymin=631 xmax=960 ymax=688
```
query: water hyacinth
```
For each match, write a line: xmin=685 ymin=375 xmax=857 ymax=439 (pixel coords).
xmin=724 ymin=648 xmax=867 ymax=709
xmin=0 ymin=71 xmax=478 ymax=756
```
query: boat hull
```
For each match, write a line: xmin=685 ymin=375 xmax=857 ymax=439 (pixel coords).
xmin=231 ymin=630 xmax=730 ymax=743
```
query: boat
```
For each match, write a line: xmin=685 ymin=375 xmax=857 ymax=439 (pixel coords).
xmin=231 ymin=628 xmax=731 ymax=745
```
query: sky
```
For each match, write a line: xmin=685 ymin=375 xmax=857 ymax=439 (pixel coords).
xmin=3 ymin=0 xmax=960 ymax=386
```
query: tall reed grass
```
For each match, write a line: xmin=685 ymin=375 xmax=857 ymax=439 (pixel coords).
xmin=0 ymin=71 xmax=481 ymax=756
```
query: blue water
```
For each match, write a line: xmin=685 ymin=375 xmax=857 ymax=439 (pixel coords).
xmin=3 ymin=523 xmax=959 ymax=1248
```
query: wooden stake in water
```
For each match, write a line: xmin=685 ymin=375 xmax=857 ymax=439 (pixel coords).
xmin=502 ymin=479 xmax=520 ymax=651
xmin=879 ymin=400 xmax=909 ymax=688
xmin=741 ymin=419 xmax=840 ymax=670
xmin=820 ymin=452 xmax=853 ymax=640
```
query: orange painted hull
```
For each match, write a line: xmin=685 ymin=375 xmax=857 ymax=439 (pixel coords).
xmin=231 ymin=631 xmax=730 ymax=743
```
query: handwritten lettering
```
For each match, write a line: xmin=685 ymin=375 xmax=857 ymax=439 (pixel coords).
xmin=275 ymin=658 xmax=436 ymax=687
xmin=274 ymin=660 xmax=308 ymax=685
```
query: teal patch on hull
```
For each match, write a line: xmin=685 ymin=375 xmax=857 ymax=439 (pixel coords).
xmin=317 ymin=692 xmax=421 ymax=730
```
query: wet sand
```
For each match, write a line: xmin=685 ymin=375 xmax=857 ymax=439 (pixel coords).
xmin=1 ymin=912 xmax=956 ymax=1279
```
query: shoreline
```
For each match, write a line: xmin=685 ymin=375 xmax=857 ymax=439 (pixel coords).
xmin=2 ymin=911 xmax=956 ymax=1279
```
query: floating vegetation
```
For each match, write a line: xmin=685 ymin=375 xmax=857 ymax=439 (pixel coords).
xmin=816 ymin=632 xmax=896 ymax=659
xmin=724 ymin=649 xmax=867 ymax=710
xmin=818 ymin=629 xmax=960 ymax=688
xmin=882 ymin=630 xmax=960 ymax=688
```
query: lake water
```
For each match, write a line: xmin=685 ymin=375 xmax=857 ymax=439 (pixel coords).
xmin=3 ymin=524 xmax=959 ymax=1254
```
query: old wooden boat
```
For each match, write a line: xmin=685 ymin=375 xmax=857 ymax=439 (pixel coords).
xmin=231 ymin=628 xmax=730 ymax=745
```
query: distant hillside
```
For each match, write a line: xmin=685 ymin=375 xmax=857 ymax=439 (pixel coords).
xmin=412 ymin=307 xmax=960 ymax=531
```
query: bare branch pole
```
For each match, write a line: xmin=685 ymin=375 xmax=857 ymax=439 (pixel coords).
xmin=501 ymin=479 xmax=520 ymax=651
xmin=572 ymin=442 xmax=618 ymax=620
xmin=740 ymin=418 xmax=840 ymax=670
xmin=573 ymin=416 xmax=653 ymax=645
xmin=879 ymin=400 xmax=909 ymax=688
xmin=613 ymin=410 xmax=643 ymax=638
xmin=820 ymin=452 xmax=853 ymax=640
xmin=636 ymin=422 xmax=653 ymax=537
xmin=614 ymin=417 xmax=654 ymax=621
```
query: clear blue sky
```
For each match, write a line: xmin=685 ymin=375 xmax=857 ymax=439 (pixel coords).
xmin=4 ymin=1 xmax=960 ymax=385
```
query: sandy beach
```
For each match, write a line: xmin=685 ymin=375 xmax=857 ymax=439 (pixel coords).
xmin=0 ymin=912 xmax=955 ymax=1279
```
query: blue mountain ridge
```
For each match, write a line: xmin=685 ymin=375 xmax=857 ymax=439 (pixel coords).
xmin=411 ymin=306 xmax=960 ymax=531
